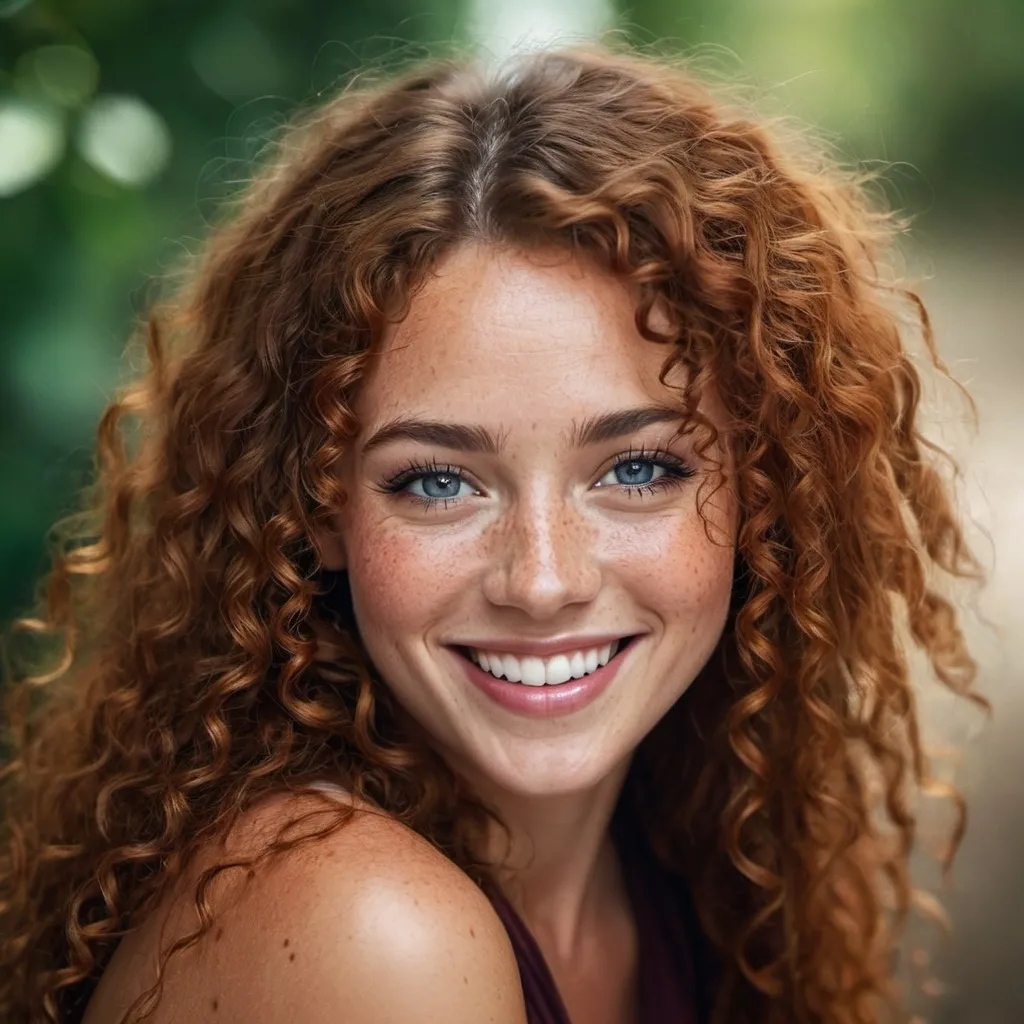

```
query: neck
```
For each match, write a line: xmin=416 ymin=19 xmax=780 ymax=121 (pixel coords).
xmin=472 ymin=756 xmax=634 ymax=960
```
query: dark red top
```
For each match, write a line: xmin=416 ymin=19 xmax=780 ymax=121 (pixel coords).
xmin=487 ymin=803 xmax=713 ymax=1024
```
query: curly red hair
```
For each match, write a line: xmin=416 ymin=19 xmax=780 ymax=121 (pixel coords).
xmin=0 ymin=42 xmax=984 ymax=1024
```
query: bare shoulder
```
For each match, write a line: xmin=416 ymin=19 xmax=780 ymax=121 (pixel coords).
xmin=85 ymin=788 xmax=526 ymax=1024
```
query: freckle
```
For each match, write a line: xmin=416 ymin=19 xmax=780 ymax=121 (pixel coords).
xmin=289 ymin=952 xmax=296 ymax=962
xmin=469 ymin=927 xmax=475 ymax=938
xmin=463 ymin=975 xmax=468 ymax=985
xmin=212 ymin=997 xmax=219 ymax=1011
xmin=214 ymin=927 xmax=224 ymax=941
xmin=246 ymin=869 xmax=256 ymax=880
xmin=283 ymin=938 xmax=290 ymax=948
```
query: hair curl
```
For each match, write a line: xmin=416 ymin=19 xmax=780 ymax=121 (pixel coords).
xmin=0 ymin=41 xmax=985 ymax=1024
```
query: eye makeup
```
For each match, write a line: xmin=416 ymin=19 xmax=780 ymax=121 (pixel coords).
xmin=374 ymin=445 xmax=696 ymax=512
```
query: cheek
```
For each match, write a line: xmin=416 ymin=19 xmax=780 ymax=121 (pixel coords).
xmin=343 ymin=513 xmax=474 ymax=649
xmin=608 ymin=502 xmax=736 ymax=632
xmin=652 ymin=540 xmax=733 ymax=630
xmin=344 ymin=522 xmax=432 ymax=644
xmin=662 ymin=540 xmax=735 ymax=634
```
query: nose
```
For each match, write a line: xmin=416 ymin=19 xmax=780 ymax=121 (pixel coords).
xmin=481 ymin=487 xmax=602 ymax=620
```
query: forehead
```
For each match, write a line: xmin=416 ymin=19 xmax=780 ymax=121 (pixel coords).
xmin=354 ymin=244 xmax=684 ymax=425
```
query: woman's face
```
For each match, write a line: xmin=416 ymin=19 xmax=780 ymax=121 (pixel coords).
xmin=328 ymin=243 xmax=737 ymax=799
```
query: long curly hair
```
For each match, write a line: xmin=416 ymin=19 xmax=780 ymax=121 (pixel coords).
xmin=0 ymin=42 xmax=985 ymax=1024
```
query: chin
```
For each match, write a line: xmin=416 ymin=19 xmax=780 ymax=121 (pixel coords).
xmin=464 ymin=739 xmax=632 ymax=801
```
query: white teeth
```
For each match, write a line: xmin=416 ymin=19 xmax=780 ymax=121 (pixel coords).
xmin=468 ymin=639 xmax=629 ymax=686
xmin=545 ymin=655 xmax=573 ymax=685
xmin=520 ymin=657 xmax=546 ymax=687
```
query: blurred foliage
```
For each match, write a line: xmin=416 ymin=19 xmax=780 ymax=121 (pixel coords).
xmin=0 ymin=0 xmax=466 ymax=624
xmin=622 ymin=0 xmax=1024 ymax=214
xmin=1 ymin=0 xmax=1022 ymax=625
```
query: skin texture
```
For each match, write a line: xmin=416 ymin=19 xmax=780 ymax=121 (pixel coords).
xmin=83 ymin=792 xmax=528 ymax=1024
xmin=320 ymin=242 xmax=738 ymax=1000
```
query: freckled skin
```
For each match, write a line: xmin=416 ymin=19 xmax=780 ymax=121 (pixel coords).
xmin=326 ymin=243 xmax=738 ymax=799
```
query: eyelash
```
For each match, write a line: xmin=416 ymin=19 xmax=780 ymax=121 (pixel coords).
xmin=377 ymin=447 xmax=696 ymax=511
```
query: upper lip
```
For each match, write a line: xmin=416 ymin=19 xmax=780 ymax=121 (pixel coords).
xmin=447 ymin=633 xmax=640 ymax=658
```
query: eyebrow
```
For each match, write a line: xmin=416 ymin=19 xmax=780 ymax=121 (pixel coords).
xmin=360 ymin=404 xmax=685 ymax=456
xmin=568 ymin=405 xmax=685 ymax=447
xmin=361 ymin=419 xmax=502 ymax=456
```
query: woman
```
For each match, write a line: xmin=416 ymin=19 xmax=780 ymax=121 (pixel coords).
xmin=0 ymin=42 xmax=984 ymax=1024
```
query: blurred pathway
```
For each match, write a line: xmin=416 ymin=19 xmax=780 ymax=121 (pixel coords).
xmin=911 ymin=230 xmax=1023 ymax=1023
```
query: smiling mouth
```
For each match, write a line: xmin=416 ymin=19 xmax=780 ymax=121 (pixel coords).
xmin=453 ymin=636 xmax=639 ymax=687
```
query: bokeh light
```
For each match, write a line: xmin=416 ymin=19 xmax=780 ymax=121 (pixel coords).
xmin=76 ymin=94 xmax=171 ymax=186
xmin=469 ymin=0 xmax=613 ymax=59
xmin=0 ymin=99 xmax=64 ymax=197
xmin=191 ymin=12 xmax=284 ymax=102
xmin=16 ymin=45 xmax=99 ymax=108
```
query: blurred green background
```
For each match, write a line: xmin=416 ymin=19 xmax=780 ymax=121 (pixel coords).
xmin=2 ymin=1 xmax=1022 ymax=1021
xmin=1 ymin=0 xmax=1022 ymax=625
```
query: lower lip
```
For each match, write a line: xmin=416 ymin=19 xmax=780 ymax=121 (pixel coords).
xmin=451 ymin=640 xmax=637 ymax=718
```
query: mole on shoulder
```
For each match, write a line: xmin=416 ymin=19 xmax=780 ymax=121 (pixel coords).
xmin=289 ymin=952 xmax=296 ymax=962
xmin=283 ymin=938 xmax=290 ymax=948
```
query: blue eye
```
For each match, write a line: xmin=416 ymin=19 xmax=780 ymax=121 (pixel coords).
xmin=405 ymin=471 xmax=473 ymax=500
xmin=378 ymin=461 xmax=480 ymax=507
xmin=598 ymin=458 xmax=667 ymax=488
xmin=380 ymin=449 xmax=693 ymax=509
